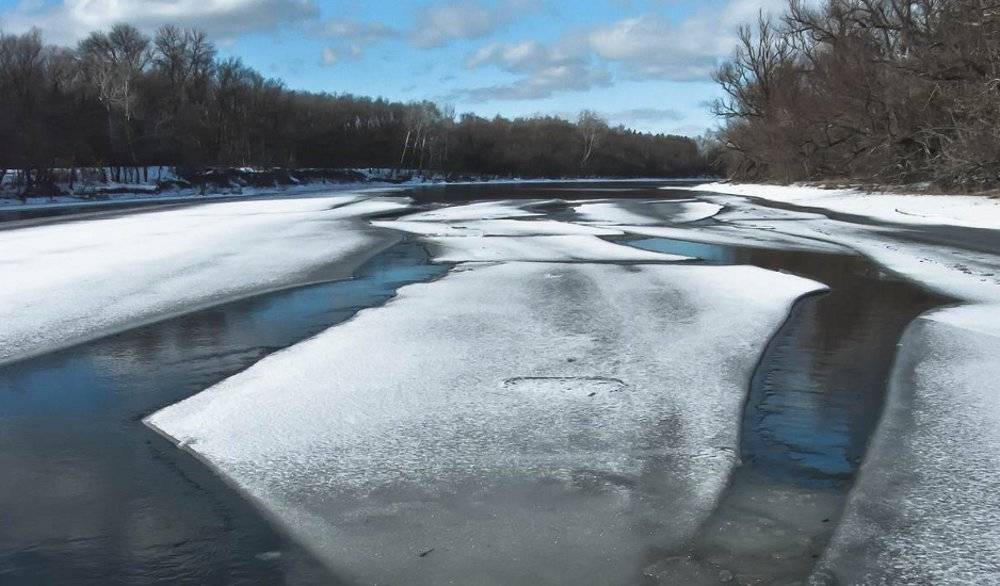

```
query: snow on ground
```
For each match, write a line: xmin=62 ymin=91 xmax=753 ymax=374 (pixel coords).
xmin=0 ymin=195 xmax=404 ymax=364
xmin=814 ymin=305 xmax=1000 ymax=584
xmin=685 ymin=182 xmax=1000 ymax=230
xmin=147 ymin=261 xmax=823 ymax=586
xmin=425 ymin=235 xmax=689 ymax=262
xmin=371 ymin=218 xmax=623 ymax=237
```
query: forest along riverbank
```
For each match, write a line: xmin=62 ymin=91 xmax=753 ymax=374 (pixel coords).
xmin=628 ymin=236 xmax=948 ymax=584
xmin=0 ymin=242 xmax=448 ymax=585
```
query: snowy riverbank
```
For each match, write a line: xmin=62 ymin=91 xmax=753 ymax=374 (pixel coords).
xmin=682 ymin=181 xmax=1000 ymax=230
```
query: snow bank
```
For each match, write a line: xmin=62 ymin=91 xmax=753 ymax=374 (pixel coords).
xmin=425 ymin=235 xmax=690 ymax=262
xmin=814 ymin=305 xmax=1000 ymax=584
xmin=147 ymin=261 xmax=824 ymax=585
xmin=0 ymin=195 xmax=404 ymax=363
xmin=685 ymin=182 xmax=1000 ymax=230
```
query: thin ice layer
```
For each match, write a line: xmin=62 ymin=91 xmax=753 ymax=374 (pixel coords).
xmin=147 ymin=261 xmax=823 ymax=585
xmin=0 ymin=195 xmax=402 ymax=363
xmin=424 ymin=234 xmax=690 ymax=262
xmin=814 ymin=305 xmax=1000 ymax=584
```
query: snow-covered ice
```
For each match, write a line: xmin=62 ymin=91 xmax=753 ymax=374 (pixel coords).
xmin=685 ymin=182 xmax=1000 ymax=230
xmin=147 ymin=261 xmax=823 ymax=585
xmin=424 ymin=235 xmax=690 ymax=262
xmin=0 ymin=195 xmax=404 ymax=363
xmin=701 ymin=195 xmax=1000 ymax=303
xmin=814 ymin=305 xmax=1000 ymax=584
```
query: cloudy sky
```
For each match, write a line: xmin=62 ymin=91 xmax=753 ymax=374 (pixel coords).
xmin=0 ymin=0 xmax=789 ymax=136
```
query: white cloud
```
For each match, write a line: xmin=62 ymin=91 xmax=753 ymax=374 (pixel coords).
xmin=456 ymin=35 xmax=610 ymax=101
xmin=316 ymin=18 xmax=396 ymax=64
xmin=1 ymin=0 xmax=319 ymax=43
xmin=457 ymin=0 xmax=796 ymax=101
xmin=411 ymin=0 xmax=540 ymax=48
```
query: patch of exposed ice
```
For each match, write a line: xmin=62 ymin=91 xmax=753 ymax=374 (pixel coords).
xmin=147 ymin=261 xmax=824 ymax=586
xmin=424 ymin=235 xmax=690 ymax=262
xmin=0 ymin=195 xmax=403 ymax=363
xmin=814 ymin=305 xmax=1000 ymax=584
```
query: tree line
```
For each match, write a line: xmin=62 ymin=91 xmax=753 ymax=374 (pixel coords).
xmin=713 ymin=0 xmax=1000 ymax=189
xmin=0 ymin=25 xmax=710 ymax=195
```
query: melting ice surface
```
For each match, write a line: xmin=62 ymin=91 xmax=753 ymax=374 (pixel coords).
xmin=147 ymin=261 xmax=822 ymax=585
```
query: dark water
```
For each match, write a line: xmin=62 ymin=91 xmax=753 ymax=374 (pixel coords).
xmin=630 ymin=236 xmax=947 ymax=583
xmin=0 ymin=242 xmax=448 ymax=585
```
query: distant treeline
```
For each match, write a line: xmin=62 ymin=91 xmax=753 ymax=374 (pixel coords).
xmin=0 ymin=25 xmax=709 ymax=195
xmin=713 ymin=0 xmax=1000 ymax=189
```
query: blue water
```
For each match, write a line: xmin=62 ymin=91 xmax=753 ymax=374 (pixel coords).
xmin=0 ymin=241 xmax=448 ymax=585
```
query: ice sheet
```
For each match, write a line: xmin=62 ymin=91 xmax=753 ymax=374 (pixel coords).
xmin=424 ymin=235 xmax=690 ymax=262
xmin=0 ymin=195 xmax=403 ymax=363
xmin=147 ymin=261 xmax=824 ymax=585
xmin=814 ymin=305 xmax=1000 ymax=584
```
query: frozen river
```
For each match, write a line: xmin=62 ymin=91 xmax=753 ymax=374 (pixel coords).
xmin=0 ymin=181 xmax=981 ymax=584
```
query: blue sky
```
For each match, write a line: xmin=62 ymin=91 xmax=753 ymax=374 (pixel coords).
xmin=0 ymin=0 xmax=787 ymax=135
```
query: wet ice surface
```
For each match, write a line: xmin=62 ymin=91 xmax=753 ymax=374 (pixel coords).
xmin=148 ymin=261 xmax=822 ymax=585
xmin=814 ymin=307 xmax=1000 ymax=584
xmin=0 ymin=195 xmax=407 ymax=363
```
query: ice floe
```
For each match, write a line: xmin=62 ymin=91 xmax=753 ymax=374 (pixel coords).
xmin=0 ymin=195 xmax=403 ymax=363
xmin=814 ymin=305 xmax=1000 ymax=584
xmin=147 ymin=261 xmax=824 ymax=585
